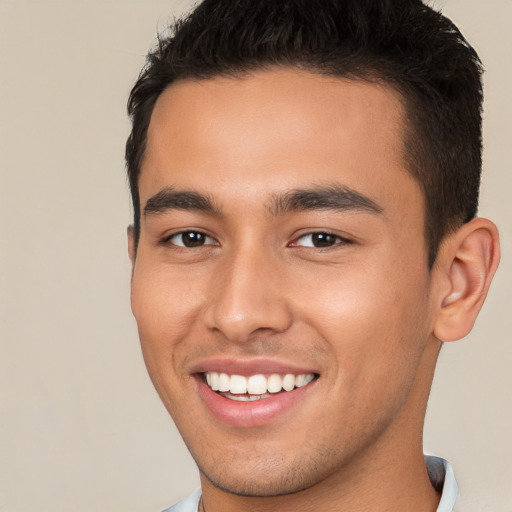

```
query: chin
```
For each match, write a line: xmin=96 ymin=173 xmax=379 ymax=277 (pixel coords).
xmin=199 ymin=467 xmax=314 ymax=497
xmin=192 ymin=446 xmax=337 ymax=498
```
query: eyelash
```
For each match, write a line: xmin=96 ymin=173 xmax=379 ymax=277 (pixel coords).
xmin=161 ymin=230 xmax=217 ymax=248
xmin=161 ymin=230 xmax=352 ymax=250
xmin=291 ymin=232 xmax=353 ymax=249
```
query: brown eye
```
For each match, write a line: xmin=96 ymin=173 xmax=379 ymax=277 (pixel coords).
xmin=168 ymin=231 xmax=216 ymax=248
xmin=294 ymin=232 xmax=349 ymax=248
xmin=311 ymin=233 xmax=338 ymax=247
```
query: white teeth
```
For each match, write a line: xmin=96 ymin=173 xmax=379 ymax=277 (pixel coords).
xmin=267 ymin=374 xmax=283 ymax=393
xmin=295 ymin=374 xmax=307 ymax=388
xmin=218 ymin=373 xmax=230 ymax=392
xmin=247 ymin=374 xmax=267 ymax=394
xmin=282 ymin=374 xmax=295 ymax=391
xmin=209 ymin=371 xmax=219 ymax=391
xmin=296 ymin=373 xmax=314 ymax=388
xmin=224 ymin=393 xmax=269 ymax=401
xmin=229 ymin=374 xmax=247 ymax=394
xmin=204 ymin=371 xmax=316 ymax=396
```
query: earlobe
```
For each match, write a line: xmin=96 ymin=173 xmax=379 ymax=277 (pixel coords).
xmin=433 ymin=218 xmax=500 ymax=342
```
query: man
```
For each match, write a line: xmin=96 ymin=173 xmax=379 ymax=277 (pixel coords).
xmin=125 ymin=1 xmax=500 ymax=511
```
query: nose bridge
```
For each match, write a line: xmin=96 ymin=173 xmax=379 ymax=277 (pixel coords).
xmin=204 ymin=240 xmax=292 ymax=342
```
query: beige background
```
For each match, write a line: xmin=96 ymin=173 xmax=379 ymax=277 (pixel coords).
xmin=0 ymin=1 xmax=510 ymax=511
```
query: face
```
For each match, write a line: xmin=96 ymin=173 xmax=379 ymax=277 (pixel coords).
xmin=130 ymin=69 xmax=440 ymax=497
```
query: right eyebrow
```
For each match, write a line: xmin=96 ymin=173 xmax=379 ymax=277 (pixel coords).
xmin=143 ymin=187 xmax=221 ymax=217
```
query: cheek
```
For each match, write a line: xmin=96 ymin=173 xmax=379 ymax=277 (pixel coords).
xmin=130 ymin=264 xmax=209 ymax=423
xmin=132 ymin=262 xmax=201 ymax=335
xmin=130 ymin=263 xmax=205 ymax=381
xmin=298 ymin=259 xmax=431 ymax=383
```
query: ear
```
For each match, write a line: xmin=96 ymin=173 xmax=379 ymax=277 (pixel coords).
xmin=127 ymin=225 xmax=136 ymax=265
xmin=433 ymin=218 xmax=500 ymax=342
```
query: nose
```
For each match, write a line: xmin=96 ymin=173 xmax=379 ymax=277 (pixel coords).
xmin=203 ymin=248 xmax=293 ymax=343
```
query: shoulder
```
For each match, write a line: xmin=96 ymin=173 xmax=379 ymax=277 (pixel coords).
xmin=161 ymin=488 xmax=202 ymax=512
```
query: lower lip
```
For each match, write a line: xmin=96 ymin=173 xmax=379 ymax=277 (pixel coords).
xmin=195 ymin=375 xmax=317 ymax=428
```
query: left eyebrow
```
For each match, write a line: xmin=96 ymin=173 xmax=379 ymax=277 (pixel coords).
xmin=267 ymin=185 xmax=384 ymax=216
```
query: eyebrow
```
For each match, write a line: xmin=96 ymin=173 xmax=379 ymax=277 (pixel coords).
xmin=267 ymin=185 xmax=383 ymax=216
xmin=144 ymin=187 xmax=221 ymax=217
xmin=143 ymin=184 xmax=383 ymax=218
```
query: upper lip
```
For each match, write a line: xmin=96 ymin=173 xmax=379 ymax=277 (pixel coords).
xmin=189 ymin=358 xmax=319 ymax=377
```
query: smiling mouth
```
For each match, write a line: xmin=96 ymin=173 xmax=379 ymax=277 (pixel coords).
xmin=203 ymin=371 xmax=317 ymax=401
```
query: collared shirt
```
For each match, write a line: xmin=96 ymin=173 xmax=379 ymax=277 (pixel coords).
xmin=163 ymin=455 xmax=459 ymax=512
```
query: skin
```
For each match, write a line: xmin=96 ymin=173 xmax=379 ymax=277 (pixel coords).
xmin=129 ymin=68 xmax=499 ymax=512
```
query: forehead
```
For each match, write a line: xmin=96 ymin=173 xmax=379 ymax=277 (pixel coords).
xmin=141 ymin=68 xmax=419 ymax=219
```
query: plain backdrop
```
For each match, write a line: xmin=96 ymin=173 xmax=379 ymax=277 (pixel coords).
xmin=0 ymin=1 xmax=510 ymax=511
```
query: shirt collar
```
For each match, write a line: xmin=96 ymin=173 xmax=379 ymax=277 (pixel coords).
xmin=426 ymin=455 xmax=459 ymax=512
